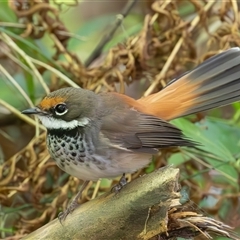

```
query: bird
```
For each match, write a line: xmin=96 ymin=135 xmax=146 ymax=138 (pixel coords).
xmin=22 ymin=47 xmax=240 ymax=222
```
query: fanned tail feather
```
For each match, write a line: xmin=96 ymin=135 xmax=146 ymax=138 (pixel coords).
xmin=139 ymin=48 xmax=240 ymax=120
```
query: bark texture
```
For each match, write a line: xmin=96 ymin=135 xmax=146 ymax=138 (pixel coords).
xmin=23 ymin=166 xmax=180 ymax=240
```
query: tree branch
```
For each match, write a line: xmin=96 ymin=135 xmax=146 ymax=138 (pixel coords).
xmin=22 ymin=166 xmax=238 ymax=240
xmin=84 ymin=0 xmax=138 ymax=67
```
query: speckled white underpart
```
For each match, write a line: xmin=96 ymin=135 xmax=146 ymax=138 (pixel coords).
xmin=47 ymin=131 xmax=152 ymax=181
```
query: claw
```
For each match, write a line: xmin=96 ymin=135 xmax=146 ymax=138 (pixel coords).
xmin=111 ymin=173 xmax=128 ymax=193
xmin=58 ymin=200 xmax=79 ymax=224
xmin=58 ymin=180 xmax=90 ymax=224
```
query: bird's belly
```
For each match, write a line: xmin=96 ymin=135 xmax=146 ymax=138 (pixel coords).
xmin=47 ymin=135 xmax=152 ymax=181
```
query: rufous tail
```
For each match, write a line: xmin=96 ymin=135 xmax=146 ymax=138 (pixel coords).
xmin=138 ymin=48 xmax=240 ymax=120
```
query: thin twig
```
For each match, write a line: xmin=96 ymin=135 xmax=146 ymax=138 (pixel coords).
xmin=0 ymin=99 xmax=45 ymax=131
xmin=144 ymin=38 xmax=184 ymax=96
xmin=29 ymin=57 xmax=80 ymax=88
xmin=0 ymin=22 xmax=26 ymax=28
xmin=144 ymin=1 xmax=215 ymax=96
xmin=49 ymin=33 xmax=73 ymax=64
xmin=0 ymin=63 xmax=42 ymax=137
xmin=84 ymin=0 xmax=138 ymax=67
xmin=56 ymin=30 xmax=87 ymax=41
xmin=231 ymin=0 xmax=239 ymax=25
xmin=180 ymin=149 xmax=237 ymax=183
xmin=2 ymin=49 xmax=33 ymax=74
xmin=0 ymin=65 xmax=34 ymax=107
xmin=0 ymin=22 xmax=87 ymax=41
xmin=0 ymin=32 xmax=50 ymax=95
xmin=91 ymin=179 xmax=101 ymax=199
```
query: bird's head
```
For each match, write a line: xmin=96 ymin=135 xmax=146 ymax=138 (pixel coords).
xmin=22 ymin=87 xmax=98 ymax=130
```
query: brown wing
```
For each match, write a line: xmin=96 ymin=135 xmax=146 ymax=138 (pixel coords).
xmin=99 ymin=93 xmax=195 ymax=154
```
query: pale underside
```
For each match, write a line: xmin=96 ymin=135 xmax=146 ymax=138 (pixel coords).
xmin=47 ymin=130 xmax=152 ymax=180
xmin=56 ymin=151 xmax=152 ymax=181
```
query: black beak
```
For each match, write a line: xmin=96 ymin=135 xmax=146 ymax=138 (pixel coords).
xmin=22 ymin=108 xmax=47 ymax=115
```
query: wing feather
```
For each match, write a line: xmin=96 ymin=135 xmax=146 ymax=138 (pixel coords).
xmin=99 ymin=94 xmax=195 ymax=154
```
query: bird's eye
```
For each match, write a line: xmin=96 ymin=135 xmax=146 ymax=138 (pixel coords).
xmin=54 ymin=103 xmax=68 ymax=116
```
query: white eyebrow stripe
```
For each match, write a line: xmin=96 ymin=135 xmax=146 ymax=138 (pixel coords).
xmin=37 ymin=115 xmax=89 ymax=129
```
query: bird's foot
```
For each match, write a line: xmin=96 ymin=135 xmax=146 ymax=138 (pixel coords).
xmin=58 ymin=199 xmax=79 ymax=224
xmin=58 ymin=180 xmax=90 ymax=224
xmin=111 ymin=173 xmax=128 ymax=193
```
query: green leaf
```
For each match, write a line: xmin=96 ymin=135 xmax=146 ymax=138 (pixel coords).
xmin=0 ymin=2 xmax=17 ymax=22
xmin=68 ymin=14 xmax=143 ymax=62
xmin=0 ymin=28 xmax=58 ymax=67
xmin=68 ymin=15 xmax=115 ymax=61
xmin=145 ymin=159 xmax=155 ymax=173
xmin=168 ymin=152 xmax=190 ymax=166
xmin=172 ymin=118 xmax=237 ymax=161
xmin=104 ymin=14 xmax=143 ymax=51
xmin=100 ymin=178 xmax=112 ymax=188
xmin=0 ymin=75 xmax=28 ymax=108
xmin=171 ymin=118 xmax=239 ymax=187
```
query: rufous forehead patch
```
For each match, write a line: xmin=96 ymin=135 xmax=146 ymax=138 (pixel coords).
xmin=38 ymin=97 xmax=66 ymax=110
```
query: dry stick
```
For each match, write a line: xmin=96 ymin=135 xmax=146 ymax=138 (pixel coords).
xmin=29 ymin=57 xmax=80 ymax=88
xmin=144 ymin=1 xmax=215 ymax=97
xmin=84 ymin=0 xmax=139 ymax=67
xmin=0 ymin=22 xmax=87 ymax=42
xmin=0 ymin=22 xmax=26 ymax=28
xmin=231 ymin=0 xmax=239 ymax=26
xmin=55 ymin=30 xmax=87 ymax=42
xmin=91 ymin=179 xmax=101 ymax=199
xmin=49 ymin=33 xmax=73 ymax=64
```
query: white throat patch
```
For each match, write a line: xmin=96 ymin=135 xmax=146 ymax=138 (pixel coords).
xmin=37 ymin=115 xmax=89 ymax=130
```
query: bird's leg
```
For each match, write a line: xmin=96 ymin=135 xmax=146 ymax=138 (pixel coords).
xmin=58 ymin=180 xmax=90 ymax=224
xmin=111 ymin=173 xmax=128 ymax=193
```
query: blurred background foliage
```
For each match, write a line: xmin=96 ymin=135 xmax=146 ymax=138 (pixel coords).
xmin=0 ymin=0 xmax=240 ymax=239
